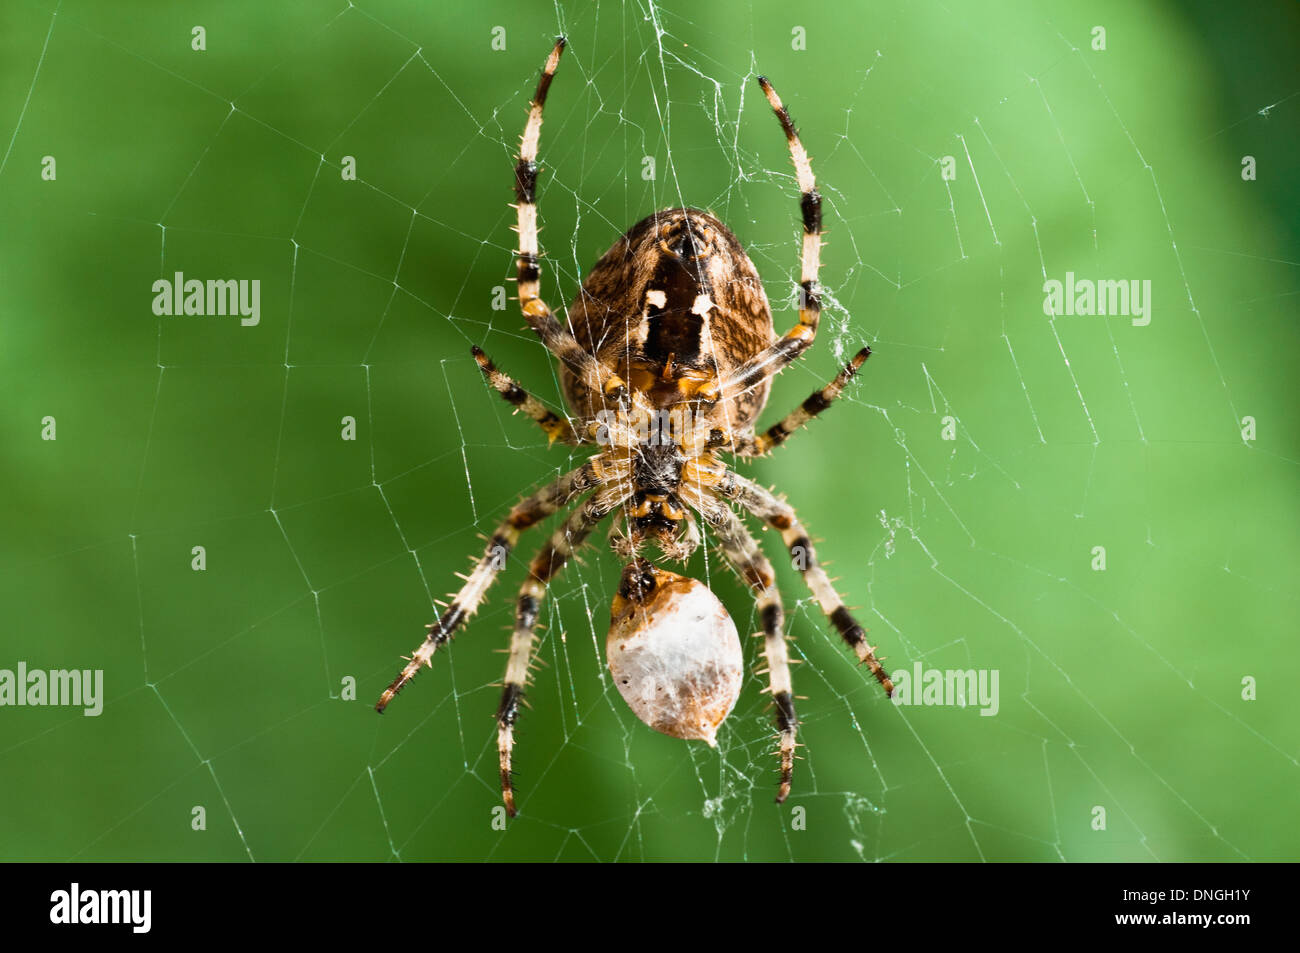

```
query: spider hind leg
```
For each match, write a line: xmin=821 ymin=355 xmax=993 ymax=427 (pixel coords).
xmin=705 ymin=76 xmax=825 ymax=401
xmin=513 ymin=38 xmax=628 ymax=404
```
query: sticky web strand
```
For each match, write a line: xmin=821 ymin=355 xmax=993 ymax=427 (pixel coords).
xmin=14 ymin=0 xmax=1290 ymax=861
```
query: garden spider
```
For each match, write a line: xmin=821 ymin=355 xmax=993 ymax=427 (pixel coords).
xmin=377 ymin=38 xmax=893 ymax=816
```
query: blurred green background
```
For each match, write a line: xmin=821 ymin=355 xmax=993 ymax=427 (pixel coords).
xmin=2 ymin=0 xmax=1297 ymax=862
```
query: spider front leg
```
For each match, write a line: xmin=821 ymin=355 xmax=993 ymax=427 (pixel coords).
xmin=375 ymin=458 xmax=600 ymax=712
xmin=513 ymin=38 xmax=628 ymax=404
xmin=698 ymin=499 xmax=799 ymax=802
xmin=497 ymin=487 xmax=625 ymax=816
xmin=732 ymin=346 xmax=870 ymax=457
xmin=719 ymin=472 xmax=893 ymax=695
xmin=471 ymin=346 xmax=585 ymax=445
xmin=705 ymin=77 xmax=824 ymax=402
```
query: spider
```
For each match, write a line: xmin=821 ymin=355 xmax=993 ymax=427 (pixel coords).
xmin=376 ymin=37 xmax=893 ymax=816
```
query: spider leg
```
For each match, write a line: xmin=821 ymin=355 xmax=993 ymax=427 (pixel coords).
xmin=695 ymin=496 xmax=799 ymax=803
xmin=732 ymin=346 xmax=870 ymax=456
xmin=497 ymin=487 xmax=626 ymax=816
xmin=719 ymin=472 xmax=893 ymax=695
xmin=704 ymin=77 xmax=824 ymax=403
xmin=514 ymin=38 xmax=628 ymax=404
xmin=471 ymin=346 xmax=586 ymax=445
xmin=375 ymin=458 xmax=602 ymax=712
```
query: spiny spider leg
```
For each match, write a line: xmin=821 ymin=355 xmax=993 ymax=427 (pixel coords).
xmin=471 ymin=345 xmax=586 ymax=445
xmin=733 ymin=346 xmax=871 ymax=456
xmin=697 ymin=498 xmax=798 ymax=802
xmin=496 ymin=489 xmax=625 ymax=816
xmin=706 ymin=76 xmax=823 ymax=402
xmin=514 ymin=37 xmax=629 ymax=404
xmin=718 ymin=472 xmax=894 ymax=695
xmin=375 ymin=459 xmax=600 ymax=712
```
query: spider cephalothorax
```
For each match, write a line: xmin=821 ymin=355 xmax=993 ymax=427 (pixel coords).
xmin=377 ymin=38 xmax=893 ymax=817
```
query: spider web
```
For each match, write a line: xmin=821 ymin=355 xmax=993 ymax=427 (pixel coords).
xmin=2 ymin=0 xmax=1298 ymax=862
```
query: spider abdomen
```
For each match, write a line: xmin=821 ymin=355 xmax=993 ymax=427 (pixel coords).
xmin=607 ymin=561 xmax=743 ymax=746
xmin=562 ymin=207 xmax=775 ymax=429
